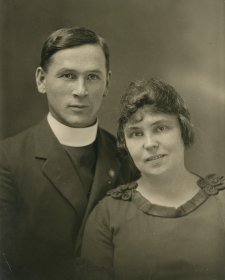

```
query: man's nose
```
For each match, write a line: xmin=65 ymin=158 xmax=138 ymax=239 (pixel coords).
xmin=143 ymin=133 xmax=159 ymax=151
xmin=71 ymin=78 xmax=88 ymax=97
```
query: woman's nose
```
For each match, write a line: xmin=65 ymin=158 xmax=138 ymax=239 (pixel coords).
xmin=72 ymin=78 xmax=88 ymax=97
xmin=143 ymin=134 xmax=159 ymax=151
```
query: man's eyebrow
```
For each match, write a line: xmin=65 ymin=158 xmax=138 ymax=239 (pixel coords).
xmin=56 ymin=68 xmax=103 ymax=74
xmin=56 ymin=68 xmax=77 ymax=74
xmin=85 ymin=69 xmax=103 ymax=74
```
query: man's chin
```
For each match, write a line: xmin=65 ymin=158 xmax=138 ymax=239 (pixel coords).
xmin=64 ymin=117 xmax=96 ymax=128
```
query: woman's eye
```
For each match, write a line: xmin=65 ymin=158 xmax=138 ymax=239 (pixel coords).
xmin=130 ymin=131 xmax=143 ymax=137
xmin=157 ymin=126 xmax=168 ymax=132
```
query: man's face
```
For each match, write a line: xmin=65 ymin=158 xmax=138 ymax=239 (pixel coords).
xmin=36 ymin=44 xmax=111 ymax=128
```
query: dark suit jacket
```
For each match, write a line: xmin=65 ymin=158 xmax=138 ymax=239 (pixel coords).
xmin=0 ymin=118 xmax=137 ymax=280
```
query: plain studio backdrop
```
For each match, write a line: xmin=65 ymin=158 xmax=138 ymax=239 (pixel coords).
xmin=0 ymin=0 xmax=224 ymax=175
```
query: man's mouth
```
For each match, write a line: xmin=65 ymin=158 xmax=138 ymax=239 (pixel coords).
xmin=68 ymin=104 xmax=88 ymax=109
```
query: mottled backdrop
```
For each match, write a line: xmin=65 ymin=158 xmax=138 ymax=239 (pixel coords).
xmin=0 ymin=0 xmax=224 ymax=175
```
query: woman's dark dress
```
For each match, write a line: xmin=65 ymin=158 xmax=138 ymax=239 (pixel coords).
xmin=81 ymin=174 xmax=225 ymax=280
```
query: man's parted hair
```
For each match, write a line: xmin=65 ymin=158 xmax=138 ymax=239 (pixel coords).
xmin=117 ymin=78 xmax=194 ymax=155
xmin=40 ymin=26 xmax=110 ymax=72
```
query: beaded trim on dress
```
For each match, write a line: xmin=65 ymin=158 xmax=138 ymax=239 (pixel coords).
xmin=106 ymin=174 xmax=225 ymax=218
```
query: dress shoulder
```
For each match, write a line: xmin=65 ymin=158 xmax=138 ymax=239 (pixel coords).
xmin=106 ymin=181 xmax=137 ymax=201
xmin=197 ymin=174 xmax=225 ymax=195
xmin=106 ymin=174 xmax=225 ymax=202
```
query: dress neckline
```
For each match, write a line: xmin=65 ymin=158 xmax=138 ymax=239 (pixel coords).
xmin=132 ymin=174 xmax=225 ymax=217
xmin=107 ymin=174 xmax=225 ymax=218
xmin=133 ymin=187 xmax=208 ymax=218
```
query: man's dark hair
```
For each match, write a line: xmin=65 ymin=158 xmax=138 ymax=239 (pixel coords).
xmin=40 ymin=27 xmax=110 ymax=72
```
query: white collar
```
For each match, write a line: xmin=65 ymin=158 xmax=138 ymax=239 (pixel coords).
xmin=47 ymin=113 xmax=98 ymax=147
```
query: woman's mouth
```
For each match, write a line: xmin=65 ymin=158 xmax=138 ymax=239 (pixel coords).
xmin=145 ymin=154 xmax=166 ymax=162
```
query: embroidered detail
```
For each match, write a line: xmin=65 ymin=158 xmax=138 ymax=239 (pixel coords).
xmin=107 ymin=181 xmax=137 ymax=201
xmin=197 ymin=174 xmax=225 ymax=195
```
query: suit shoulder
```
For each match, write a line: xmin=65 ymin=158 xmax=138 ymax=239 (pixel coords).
xmin=99 ymin=128 xmax=116 ymax=143
xmin=0 ymin=124 xmax=37 ymax=147
xmin=0 ymin=123 xmax=41 ymax=161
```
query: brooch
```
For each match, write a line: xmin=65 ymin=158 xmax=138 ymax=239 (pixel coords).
xmin=198 ymin=174 xmax=225 ymax=195
xmin=107 ymin=182 xmax=138 ymax=201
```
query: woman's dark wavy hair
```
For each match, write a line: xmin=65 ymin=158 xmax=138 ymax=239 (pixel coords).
xmin=117 ymin=78 xmax=194 ymax=155
xmin=40 ymin=26 xmax=110 ymax=72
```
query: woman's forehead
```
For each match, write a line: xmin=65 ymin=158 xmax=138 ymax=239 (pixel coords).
xmin=126 ymin=105 xmax=177 ymax=126
xmin=127 ymin=105 xmax=157 ymax=124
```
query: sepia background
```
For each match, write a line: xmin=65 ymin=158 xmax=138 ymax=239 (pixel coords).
xmin=0 ymin=0 xmax=224 ymax=175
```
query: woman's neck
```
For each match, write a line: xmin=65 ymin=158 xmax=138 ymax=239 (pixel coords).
xmin=137 ymin=168 xmax=200 ymax=208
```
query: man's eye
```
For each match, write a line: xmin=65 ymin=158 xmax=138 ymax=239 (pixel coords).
xmin=87 ymin=74 xmax=100 ymax=80
xmin=62 ymin=73 xmax=74 ymax=79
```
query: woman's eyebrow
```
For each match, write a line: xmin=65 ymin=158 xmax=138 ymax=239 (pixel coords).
xmin=151 ymin=119 xmax=172 ymax=125
xmin=126 ymin=126 xmax=141 ymax=130
xmin=126 ymin=119 xmax=171 ymax=128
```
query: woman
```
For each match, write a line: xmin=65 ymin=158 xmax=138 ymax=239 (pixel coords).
xmin=79 ymin=78 xmax=225 ymax=280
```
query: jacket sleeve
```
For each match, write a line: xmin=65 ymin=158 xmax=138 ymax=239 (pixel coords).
xmin=0 ymin=143 xmax=17 ymax=279
xmin=76 ymin=199 xmax=114 ymax=280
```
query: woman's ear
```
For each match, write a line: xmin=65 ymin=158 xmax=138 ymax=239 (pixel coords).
xmin=36 ymin=67 xmax=46 ymax=94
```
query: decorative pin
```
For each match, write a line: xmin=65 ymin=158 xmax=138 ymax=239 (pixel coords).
xmin=108 ymin=169 xmax=115 ymax=178
xmin=198 ymin=174 xmax=225 ymax=196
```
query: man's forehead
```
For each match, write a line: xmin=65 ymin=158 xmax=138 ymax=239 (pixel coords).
xmin=49 ymin=45 xmax=106 ymax=69
xmin=53 ymin=44 xmax=105 ymax=60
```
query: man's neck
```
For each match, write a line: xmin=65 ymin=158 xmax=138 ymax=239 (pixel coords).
xmin=47 ymin=113 xmax=98 ymax=147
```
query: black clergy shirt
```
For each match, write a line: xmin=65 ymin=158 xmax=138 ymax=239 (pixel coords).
xmin=63 ymin=142 xmax=97 ymax=197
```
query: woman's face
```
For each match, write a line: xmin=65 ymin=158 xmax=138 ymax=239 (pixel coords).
xmin=124 ymin=105 xmax=185 ymax=177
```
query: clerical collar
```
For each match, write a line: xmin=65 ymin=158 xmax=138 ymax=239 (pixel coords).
xmin=47 ymin=113 xmax=98 ymax=147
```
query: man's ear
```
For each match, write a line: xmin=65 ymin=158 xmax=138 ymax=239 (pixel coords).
xmin=104 ymin=70 xmax=112 ymax=97
xmin=36 ymin=67 xmax=46 ymax=94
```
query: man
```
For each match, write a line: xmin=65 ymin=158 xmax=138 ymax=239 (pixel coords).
xmin=0 ymin=27 xmax=137 ymax=280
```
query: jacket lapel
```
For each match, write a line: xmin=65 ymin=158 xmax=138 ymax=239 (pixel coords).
xmin=82 ymin=128 xmax=121 ymax=223
xmin=34 ymin=118 xmax=87 ymax=218
xmin=74 ymin=129 xmax=121 ymax=255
